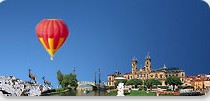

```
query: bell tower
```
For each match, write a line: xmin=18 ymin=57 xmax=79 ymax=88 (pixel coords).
xmin=145 ymin=52 xmax=151 ymax=72
xmin=132 ymin=57 xmax=138 ymax=74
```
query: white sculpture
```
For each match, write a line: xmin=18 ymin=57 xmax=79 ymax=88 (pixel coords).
xmin=117 ymin=83 xmax=125 ymax=96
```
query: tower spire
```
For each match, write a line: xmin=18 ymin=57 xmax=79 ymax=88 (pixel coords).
xmin=163 ymin=64 xmax=167 ymax=69
xmin=146 ymin=52 xmax=150 ymax=59
xmin=144 ymin=52 xmax=151 ymax=72
xmin=73 ymin=67 xmax=76 ymax=74
xmin=133 ymin=56 xmax=137 ymax=61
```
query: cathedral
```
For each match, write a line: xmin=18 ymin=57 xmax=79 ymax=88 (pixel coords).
xmin=107 ymin=53 xmax=185 ymax=87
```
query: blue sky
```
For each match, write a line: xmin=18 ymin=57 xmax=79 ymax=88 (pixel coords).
xmin=0 ymin=0 xmax=209 ymax=87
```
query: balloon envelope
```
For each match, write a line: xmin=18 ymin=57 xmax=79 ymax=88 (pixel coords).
xmin=36 ymin=19 xmax=69 ymax=60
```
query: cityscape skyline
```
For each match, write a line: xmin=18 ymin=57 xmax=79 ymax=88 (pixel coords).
xmin=0 ymin=0 xmax=210 ymax=87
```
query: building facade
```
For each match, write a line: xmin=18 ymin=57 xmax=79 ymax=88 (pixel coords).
xmin=183 ymin=74 xmax=210 ymax=91
xmin=107 ymin=54 xmax=185 ymax=87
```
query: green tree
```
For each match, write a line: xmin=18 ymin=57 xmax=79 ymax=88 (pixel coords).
xmin=61 ymin=73 xmax=78 ymax=90
xmin=144 ymin=79 xmax=161 ymax=91
xmin=165 ymin=76 xmax=183 ymax=91
xmin=56 ymin=70 xmax=78 ymax=90
xmin=56 ymin=70 xmax=63 ymax=86
xmin=126 ymin=79 xmax=143 ymax=88
xmin=153 ymin=79 xmax=162 ymax=86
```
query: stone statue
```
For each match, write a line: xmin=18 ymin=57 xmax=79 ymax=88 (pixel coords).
xmin=117 ymin=83 xmax=125 ymax=96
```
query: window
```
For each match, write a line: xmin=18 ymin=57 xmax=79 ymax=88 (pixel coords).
xmin=109 ymin=77 xmax=111 ymax=81
xmin=155 ymin=74 xmax=158 ymax=78
xmin=160 ymin=75 xmax=163 ymax=78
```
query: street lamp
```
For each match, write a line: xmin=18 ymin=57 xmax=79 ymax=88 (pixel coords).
xmin=94 ymin=70 xmax=96 ymax=85
xmin=94 ymin=70 xmax=97 ymax=96
xmin=98 ymin=68 xmax=101 ymax=96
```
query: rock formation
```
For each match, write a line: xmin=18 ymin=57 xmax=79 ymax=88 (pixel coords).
xmin=0 ymin=76 xmax=51 ymax=96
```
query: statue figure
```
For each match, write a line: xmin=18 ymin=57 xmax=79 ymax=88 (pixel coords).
xmin=117 ymin=83 xmax=125 ymax=96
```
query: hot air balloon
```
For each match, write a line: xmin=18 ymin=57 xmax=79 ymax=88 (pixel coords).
xmin=36 ymin=19 xmax=69 ymax=60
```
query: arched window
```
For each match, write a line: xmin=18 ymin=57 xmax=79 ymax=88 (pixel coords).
xmin=155 ymin=74 xmax=158 ymax=78
xmin=160 ymin=75 xmax=163 ymax=78
xmin=109 ymin=77 xmax=111 ymax=81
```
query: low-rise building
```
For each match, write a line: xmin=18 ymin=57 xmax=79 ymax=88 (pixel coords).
xmin=183 ymin=75 xmax=209 ymax=91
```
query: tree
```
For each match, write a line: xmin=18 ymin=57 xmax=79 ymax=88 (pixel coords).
xmin=153 ymin=79 xmax=162 ymax=86
xmin=56 ymin=70 xmax=63 ymax=86
xmin=144 ymin=79 xmax=161 ymax=91
xmin=126 ymin=79 xmax=143 ymax=88
xmin=165 ymin=76 xmax=183 ymax=91
xmin=56 ymin=70 xmax=78 ymax=90
xmin=61 ymin=73 xmax=78 ymax=90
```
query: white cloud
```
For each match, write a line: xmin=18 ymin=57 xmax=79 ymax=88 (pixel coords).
xmin=0 ymin=0 xmax=5 ymax=4
xmin=203 ymin=0 xmax=210 ymax=7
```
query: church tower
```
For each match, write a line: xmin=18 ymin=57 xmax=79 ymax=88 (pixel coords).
xmin=145 ymin=52 xmax=151 ymax=72
xmin=131 ymin=57 xmax=138 ymax=74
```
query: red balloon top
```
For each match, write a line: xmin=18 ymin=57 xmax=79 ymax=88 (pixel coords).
xmin=36 ymin=19 xmax=69 ymax=38
xmin=36 ymin=19 xmax=69 ymax=50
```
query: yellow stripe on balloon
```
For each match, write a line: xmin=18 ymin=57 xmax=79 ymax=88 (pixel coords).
xmin=39 ymin=37 xmax=65 ymax=58
xmin=39 ymin=38 xmax=53 ymax=56
xmin=48 ymin=38 xmax=55 ymax=56
xmin=56 ymin=38 xmax=65 ymax=50
xmin=39 ymin=38 xmax=48 ymax=50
